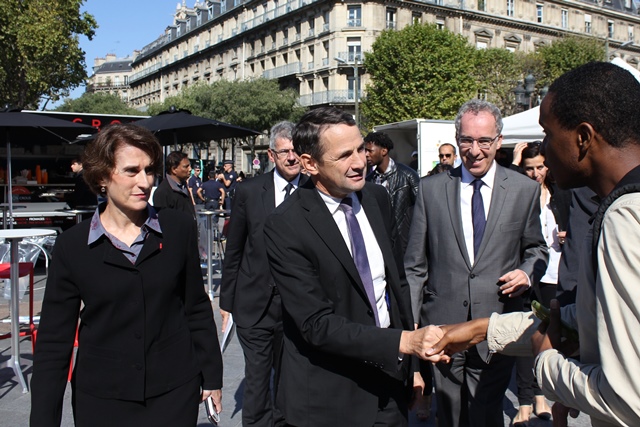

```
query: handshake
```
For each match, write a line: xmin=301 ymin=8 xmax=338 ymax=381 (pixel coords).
xmin=400 ymin=319 xmax=490 ymax=363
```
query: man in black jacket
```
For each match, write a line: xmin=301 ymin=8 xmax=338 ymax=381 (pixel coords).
xmin=365 ymin=131 xmax=420 ymax=254
xmin=153 ymin=151 xmax=195 ymax=219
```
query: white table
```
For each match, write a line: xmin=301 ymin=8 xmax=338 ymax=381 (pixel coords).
xmin=197 ymin=210 xmax=228 ymax=301
xmin=0 ymin=203 xmax=26 ymax=230
xmin=0 ymin=228 xmax=56 ymax=393
xmin=55 ymin=208 xmax=95 ymax=224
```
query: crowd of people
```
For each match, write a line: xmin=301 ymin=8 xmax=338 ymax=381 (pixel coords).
xmin=29 ymin=60 xmax=640 ymax=427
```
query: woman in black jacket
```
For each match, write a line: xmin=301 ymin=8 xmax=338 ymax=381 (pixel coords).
xmin=31 ymin=124 xmax=223 ymax=426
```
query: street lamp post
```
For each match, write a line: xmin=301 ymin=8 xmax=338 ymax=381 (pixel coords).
xmin=607 ymin=39 xmax=633 ymax=60
xmin=335 ymin=56 xmax=360 ymax=126
xmin=513 ymin=74 xmax=548 ymax=111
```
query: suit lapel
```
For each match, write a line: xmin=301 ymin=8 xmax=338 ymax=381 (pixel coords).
xmin=299 ymin=188 xmax=366 ymax=298
xmin=447 ymin=169 xmax=472 ymax=269
xmin=475 ymin=166 xmax=508 ymax=263
xmin=136 ymin=232 xmax=162 ymax=266
xmin=261 ymin=172 xmax=276 ymax=214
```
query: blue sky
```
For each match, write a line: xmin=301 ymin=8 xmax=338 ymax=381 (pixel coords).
xmin=54 ymin=0 xmax=181 ymax=107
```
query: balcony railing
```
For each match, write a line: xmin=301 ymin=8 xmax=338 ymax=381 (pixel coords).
xmin=336 ymin=51 xmax=363 ymax=63
xmin=298 ymin=90 xmax=363 ymax=106
xmin=347 ymin=18 xmax=361 ymax=27
xmin=262 ymin=62 xmax=302 ymax=79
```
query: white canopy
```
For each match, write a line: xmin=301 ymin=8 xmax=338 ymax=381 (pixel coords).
xmin=501 ymin=106 xmax=543 ymax=147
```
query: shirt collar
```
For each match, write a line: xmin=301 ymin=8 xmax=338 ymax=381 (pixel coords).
xmin=318 ymin=190 xmax=361 ymax=215
xmin=166 ymin=173 xmax=188 ymax=193
xmin=461 ymin=161 xmax=497 ymax=189
xmin=273 ymin=168 xmax=300 ymax=192
xmin=88 ymin=203 xmax=162 ymax=245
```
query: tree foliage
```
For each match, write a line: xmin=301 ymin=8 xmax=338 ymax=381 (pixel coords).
xmin=0 ymin=0 xmax=97 ymax=109
xmin=474 ymin=48 xmax=522 ymax=115
xmin=148 ymin=79 xmax=305 ymax=132
xmin=361 ymin=23 xmax=478 ymax=128
xmin=535 ymin=36 xmax=605 ymax=86
xmin=54 ymin=92 xmax=142 ymax=115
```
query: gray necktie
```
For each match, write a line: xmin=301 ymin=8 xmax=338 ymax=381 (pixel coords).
xmin=284 ymin=183 xmax=294 ymax=199
xmin=472 ymin=179 xmax=486 ymax=257
xmin=340 ymin=197 xmax=380 ymax=326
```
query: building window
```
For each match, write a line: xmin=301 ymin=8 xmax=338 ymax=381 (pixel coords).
xmin=347 ymin=5 xmax=361 ymax=27
xmin=197 ymin=12 xmax=202 ymax=26
xmin=177 ymin=25 xmax=181 ymax=37
xmin=506 ymin=0 xmax=514 ymax=17
xmin=208 ymin=6 xmax=214 ymax=17
xmin=608 ymin=20 xmax=614 ymax=39
xmin=625 ymin=0 xmax=632 ymax=8
xmin=629 ymin=25 xmax=634 ymax=41
xmin=585 ymin=14 xmax=591 ymax=34
xmin=412 ymin=12 xmax=422 ymax=25
xmin=476 ymin=40 xmax=488 ymax=49
xmin=347 ymin=37 xmax=361 ymax=62
xmin=309 ymin=19 xmax=315 ymax=36
xmin=536 ymin=4 xmax=543 ymax=24
xmin=436 ymin=19 xmax=445 ymax=30
xmin=478 ymin=0 xmax=486 ymax=12
xmin=347 ymin=75 xmax=361 ymax=100
xmin=386 ymin=8 xmax=396 ymax=29
xmin=124 ymin=76 xmax=129 ymax=85
xmin=186 ymin=20 xmax=191 ymax=32
xmin=561 ymin=9 xmax=568 ymax=29
xmin=221 ymin=1 xmax=226 ymax=13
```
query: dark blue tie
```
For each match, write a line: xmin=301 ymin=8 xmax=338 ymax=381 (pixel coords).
xmin=472 ymin=179 xmax=486 ymax=257
xmin=284 ymin=183 xmax=294 ymax=199
xmin=341 ymin=197 xmax=380 ymax=326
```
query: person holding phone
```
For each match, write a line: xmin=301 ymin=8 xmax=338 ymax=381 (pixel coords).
xmin=30 ymin=124 xmax=223 ymax=426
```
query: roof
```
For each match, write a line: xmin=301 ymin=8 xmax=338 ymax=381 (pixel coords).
xmin=94 ymin=60 xmax=132 ymax=74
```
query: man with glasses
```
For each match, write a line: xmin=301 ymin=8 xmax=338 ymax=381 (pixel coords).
xmin=405 ymin=99 xmax=547 ymax=427
xmin=220 ymin=121 xmax=305 ymax=427
xmin=438 ymin=143 xmax=458 ymax=167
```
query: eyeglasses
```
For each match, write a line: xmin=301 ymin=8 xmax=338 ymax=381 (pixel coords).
xmin=457 ymin=134 xmax=501 ymax=149
xmin=272 ymin=149 xmax=296 ymax=158
xmin=439 ymin=153 xmax=452 ymax=159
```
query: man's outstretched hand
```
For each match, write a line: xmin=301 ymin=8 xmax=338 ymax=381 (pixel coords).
xmin=425 ymin=318 xmax=490 ymax=361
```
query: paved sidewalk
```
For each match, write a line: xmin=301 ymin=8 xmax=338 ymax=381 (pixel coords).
xmin=0 ymin=267 xmax=590 ymax=426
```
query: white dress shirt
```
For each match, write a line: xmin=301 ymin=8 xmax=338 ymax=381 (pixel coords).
xmin=274 ymin=169 xmax=301 ymax=207
xmin=318 ymin=190 xmax=390 ymax=328
xmin=460 ymin=162 xmax=496 ymax=265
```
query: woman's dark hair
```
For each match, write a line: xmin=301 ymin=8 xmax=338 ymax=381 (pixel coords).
xmin=520 ymin=140 xmax=554 ymax=188
xmin=83 ymin=124 xmax=163 ymax=194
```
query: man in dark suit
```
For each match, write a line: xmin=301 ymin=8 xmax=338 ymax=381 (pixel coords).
xmin=264 ymin=107 xmax=444 ymax=427
xmin=220 ymin=121 xmax=303 ymax=427
xmin=404 ymin=99 xmax=548 ymax=427
xmin=152 ymin=151 xmax=195 ymax=219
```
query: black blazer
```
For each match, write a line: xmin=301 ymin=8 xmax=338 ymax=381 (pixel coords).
xmin=220 ymin=171 xmax=309 ymax=328
xmin=264 ymin=181 xmax=414 ymax=427
xmin=153 ymin=177 xmax=196 ymax=219
xmin=30 ymin=209 xmax=222 ymax=426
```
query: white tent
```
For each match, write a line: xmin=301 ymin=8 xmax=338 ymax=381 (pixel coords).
xmin=501 ymin=106 xmax=543 ymax=147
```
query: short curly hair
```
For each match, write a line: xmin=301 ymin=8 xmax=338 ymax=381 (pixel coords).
xmin=547 ymin=61 xmax=640 ymax=148
xmin=82 ymin=124 xmax=163 ymax=195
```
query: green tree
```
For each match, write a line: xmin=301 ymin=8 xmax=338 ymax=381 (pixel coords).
xmin=0 ymin=0 xmax=97 ymax=109
xmin=54 ymin=92 xmax=142 ymax=115
xmin=474 ymin=48 xmax=522 ymax=115
xmin=536 ymin=36 xmax=605 ymax=86
xmin=148 ymin=79 xmax=304 ymax=132
xmin=361 ymin=23 xmax=478 ymax=128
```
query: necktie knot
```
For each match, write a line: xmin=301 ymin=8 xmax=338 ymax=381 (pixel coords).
xmin=340 ymin=197 xmax=353 ymax=211
xmin=284 ymin=182 xmax=294 ymax=199
xmin=472 ymin=179 xmax=483 ymax=191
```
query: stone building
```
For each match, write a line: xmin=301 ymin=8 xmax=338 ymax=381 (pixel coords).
xmin=127 ymin=0 xmax=640 ymax=171
xmin=86 ymin=54 xmax=135 ymax=102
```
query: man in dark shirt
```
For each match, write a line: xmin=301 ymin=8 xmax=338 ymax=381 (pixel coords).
xmin=221 ymin=160 xmax=237 ymax=210
xmin=68 ymin=158 xmax=97 ymax=209
xmin=198 ymin=170 xmax=226 ymax=211
xmin=188 ymin=165 xmax=204 ymax=207
xmin=152 ymin=151 xmax=195 ymax=219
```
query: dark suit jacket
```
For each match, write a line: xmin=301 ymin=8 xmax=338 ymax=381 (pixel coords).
xmin=153 ymin=176 xmax=195 ymax=219
xmin=405 ymin=164 xmax=548 ymax=358
xmin=220 ymin=171 xmax=306 ymax=328
xmin=264 ymin=181 xmax=414 ymax=427
xmin=30 ymin=209 xmax=222 ymax=426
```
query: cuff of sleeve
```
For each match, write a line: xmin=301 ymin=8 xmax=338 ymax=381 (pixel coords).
xmin=534 ymin=348 xmax=560 ymax=390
